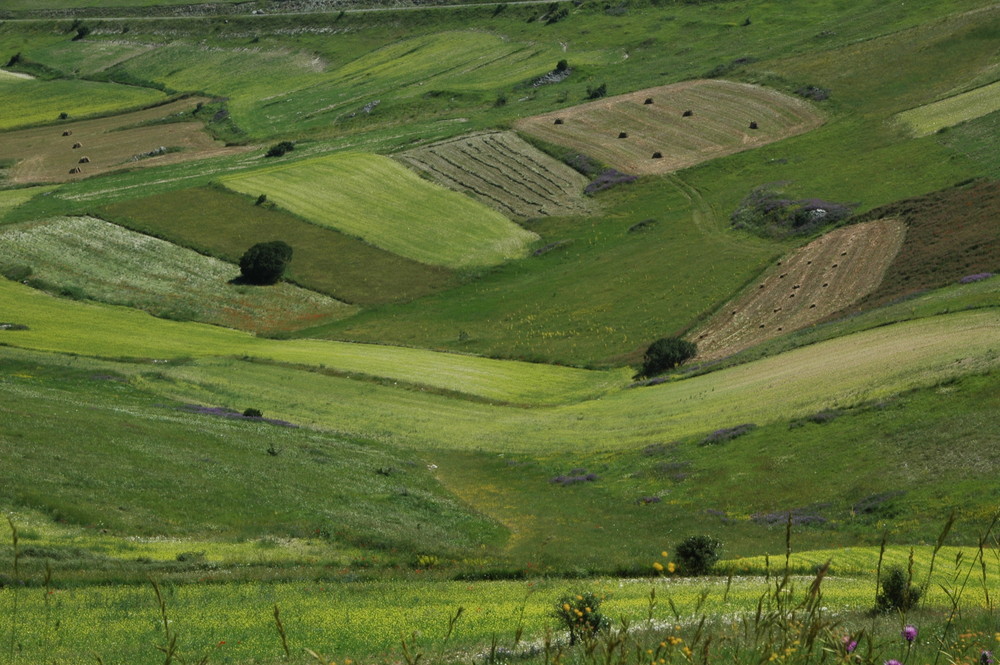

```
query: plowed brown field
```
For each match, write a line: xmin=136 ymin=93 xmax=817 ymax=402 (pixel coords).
xmin=691 ymin=218 xmax=906 ymax=362
xmin=0 ymin=98 xmax=250 ymax=185
xmin=513 ymin=79 xmax=823 ymax=176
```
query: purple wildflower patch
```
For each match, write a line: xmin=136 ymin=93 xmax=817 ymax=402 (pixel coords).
xmin=751 ymin=508 xmax=828 ymax=526
xmin=550 ymin=471 xmax=599 ymax=486
xmin=699 ymin=423 xmax=756 ymax=446
xmin=180 ymin=404 xmax=297 ymax=428
xmin=959 ymin=272 xmax=995 ymax=284
xmin=585 ymin=169 xmax=637 ymax=195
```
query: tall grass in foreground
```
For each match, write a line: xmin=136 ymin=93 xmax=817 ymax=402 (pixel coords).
xmin=3 ymin=514 xmax=999 ymax=664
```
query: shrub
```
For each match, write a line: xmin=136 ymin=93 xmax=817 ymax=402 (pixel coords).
xmin=875 ymin=566 xmax=922 ymax=613
xmin=586 ymin=83 xmax=607 ymax=99
xmin=730 ymin=183 xmax=855 ymax=238
xmin=265 ymin=141 xmax=295 ymax=158
xmin=239 ymin=240 xmax=292 ymax=285
xmin=243 ymin=408 xmax=263 ymax=418
xmin=552 ymin=591 xmax=609 ymax=645
xmin=556 ymin=59 xmax=569 ymax=72
xmin=639 ymin=337 xmax=697 ymax=377
xmin=674 ymin=535 xmax=722 ymax=576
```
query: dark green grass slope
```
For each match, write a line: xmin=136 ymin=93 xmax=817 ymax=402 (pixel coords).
xmin=0 ymin=351 xmax=504 ymax=556
xmin=433 ymin=369 xmax=1000 ymax=573
xmin=101 ymin=186 xmax=457 ymax=306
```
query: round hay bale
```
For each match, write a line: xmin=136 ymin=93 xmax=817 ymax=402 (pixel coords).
xmin=618 ymin=131 xmax=628 ymax=139
xmin=554 ymin=118 xmax=564 ymax=125
xmin=72 ymin=142 xmax=82 ymax=149
xmin=749 ymin=121 xmax=759 ymax=129
xmin=644 ymin=98 xmax=654 ymax=104
xmin=62 ymin=130 xmax=72 ymax=137
xmin=69 ymin=167 xmax=81 ymax=174
xmin=78 ymin=156 xmax=90 ymax=164
xmin=682 ymin=109 xmax=693 ymax=117
xmin=651 ymin=151 xmax=663 ymax=159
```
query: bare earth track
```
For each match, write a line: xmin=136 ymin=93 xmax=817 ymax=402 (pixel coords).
xmin=396 ymin=131 xmax=592 ymax=219
xmin=691 ymin=218 xmax=907 ymax=362
xmin=0 ymin=98 xmax=251 ymax=185
xmin=514 ymin=79 xmax=824 ymax=175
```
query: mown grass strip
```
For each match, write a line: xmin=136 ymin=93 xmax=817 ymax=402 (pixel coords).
xmin=0 ymin=77 xmax=165 ymax=131
xmin=897 ymin=80 xmax=1000 ymax=136
xmin=221 ymin=152 xmax=538 ymax=269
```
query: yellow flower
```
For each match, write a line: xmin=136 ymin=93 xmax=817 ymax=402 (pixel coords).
xmin=563 ymin=603 xmax=571 ymax=612
xmin=653 ymin=562 xmax=664 ymax=572
xmin=585 ymin=607 xmax=591 ymax=613
xmin=682 ymin=646 xmax=692 ymax=657
xmin=576 ymin=595 xmax=583 ymax=600
xmin=661 ymin=551 xmax=669 ymax=558
xmin=667 ymin=562 xmax=676 ymax=573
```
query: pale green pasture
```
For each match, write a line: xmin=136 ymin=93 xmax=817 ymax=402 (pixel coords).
xmin=0 ymin=216 xmax=356 ymax=332
xmin=0 ymin=186 xmax=56 ymax=219
xmin=21 ymin=39 xmax=155 ymax=77
xmin=0 ymin=278 xmax=627 ymax=405
xmin=0 ymin=78 xmax=164 ymax=131
xmin=134 ymin=310 xmax=1000 ymax=452
xmin=221 ymin=153 xmax=538 ymax=269
xmin=0 ymin=574 xmax=877 ymax=663
xmin=898 ymin=80 xmax=1000 ymax=136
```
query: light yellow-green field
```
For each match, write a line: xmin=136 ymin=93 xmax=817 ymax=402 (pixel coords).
xmin=0 ymin=77 xmax=165 ymax=131
xmin=897 ymin=80 xmax=1000 ymax=136
xmin=0 ymin=186 xmax=57 ymax=218
xmin=221 ymin=153 xmax=538 ymax=269
xmin=4 ymin=276 xmax=996 ymax=451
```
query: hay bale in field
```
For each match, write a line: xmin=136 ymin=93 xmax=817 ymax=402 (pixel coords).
xmin=62 ymin=130 xmax=72 ymax=137
xmin=749 ymin=120 xmax=759 ymax=129
xmin=618 ymin=131 xmax=628 ymax=139
xmin=651 ymin=151 xmax=663 ymax=159
xmin=72 ymin=142 xmax=82 ymax=149
xmin=69 ymin=167 xmax=81 ymax=174
xmin=554 ymin=118 xmax=564 ymax=125
xmin=644 ymin=98 xmax=654 ymax=104
xmin=78 ymin=156 xmax=90 ymax=164
xmin=682 ymin=109 xmax=693 ymax=117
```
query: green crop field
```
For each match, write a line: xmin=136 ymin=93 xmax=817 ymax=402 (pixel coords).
xmin=221 ymin=153 xmax=538 ymax=269
xmin=0 ymin=76 xmax=165 ymax=131
xmin=2 ymin=1 xmax=1000 ymax=663
xmin=0 ymin=216 xmax=356 ymax=333
xmin=101 ymin=186 xmax=458 ymax=306
xmin=898 ymin=80 xmax=1000 ymax=136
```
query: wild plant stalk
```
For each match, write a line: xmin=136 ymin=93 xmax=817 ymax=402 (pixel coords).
xmin=6 ymin=516 xmax=20 ymax=665
xmin=274 ymin=603 xmax=291 ymax=660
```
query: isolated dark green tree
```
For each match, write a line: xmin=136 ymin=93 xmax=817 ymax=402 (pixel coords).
xmin=265 ymin=141 xmax=295 ymax=158
xmin=675 ymin=535 xmax=722 ymax=576
xmin=239 ymin=241 xmax=292 ymax=285
xmin=875 ymin=566 xmax=922 ymax=613
xmin=640 ymin=337 xmax=697 ymax=377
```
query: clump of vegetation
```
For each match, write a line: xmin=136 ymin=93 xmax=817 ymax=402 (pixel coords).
xmin=795 ymin=85 xmax=831 ymax=101
xmin=243 ymin=408 xmax=263 ymax=418
xmin=239 ymin=240 xmax=293 ymax=285
xmin=639 ymin=337 xmax=697 ymax=378
xmin=552 ymin=591 xmax=609 ymax=645
xmin=265 ymin=141 xmax=295 ymax=158
xmin=730 ymin=183 xmax=855 ymax=238
xmin=875 ymin=566 xmax=922 ymax=613
xmin=699 ymin=423 xmax=756 ymax=446
xmin=674 ymin=534 xmax=722 ymax=575
xmin=584 ymin=169 xmax=637 ymax=195
xmin=586 ymin=83 xmax=608 ymax=99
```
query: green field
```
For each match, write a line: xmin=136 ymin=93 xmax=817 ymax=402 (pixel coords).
xmin=2 ymin=1 xmax=1000 ymax=662
xmin=101 ymin=186 xmax=458 ymax=306
xmin=221 ymin=153 xmax=538 ymax=269
xmin=0 ymin=216 xmax=356 ymax=332
xmin=0 ymin=76 xmax=165 ymax=131
xmin=897 ymin=79 xmax=1000 ymax=136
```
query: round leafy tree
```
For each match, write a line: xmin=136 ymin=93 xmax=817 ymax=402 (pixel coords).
xmin=675 ymin=535 xmax=722 ymax=576
xmin=640 ymin=337 xmax=697 ymax=377
xmin=239 ymin=240 xmax=292 ymax=285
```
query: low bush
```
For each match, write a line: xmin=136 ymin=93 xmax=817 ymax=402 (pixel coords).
xmin=875 ymin=566 xmax=922 ymax=613
xmin=639 ymin=337 xmax=697 ymax=378
xmin=674 ymin=535 xmax=722 ymax=575
xmin=730 ymin=183 xmax=855 ymax=238
xmin=265 ymin=141 xmax=295 ymax=158
xmin=552 ymin=591 xmax=609 ymax=645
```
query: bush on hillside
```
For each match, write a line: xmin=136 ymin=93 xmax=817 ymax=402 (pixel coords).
xmin=586 ymin=83 xmax=608 ymax=99
xmin=639 ymin=337 xmax=697 ymax=378
xmin=730 ymin=183 xmax=855 ymax=238
xmin=265 ymin=141 xmax=295 ymax=158
xmin=239 ymin=241 xmax=292 ymax=285
xmin=675 ymin=535 xmax=722 ymax=575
